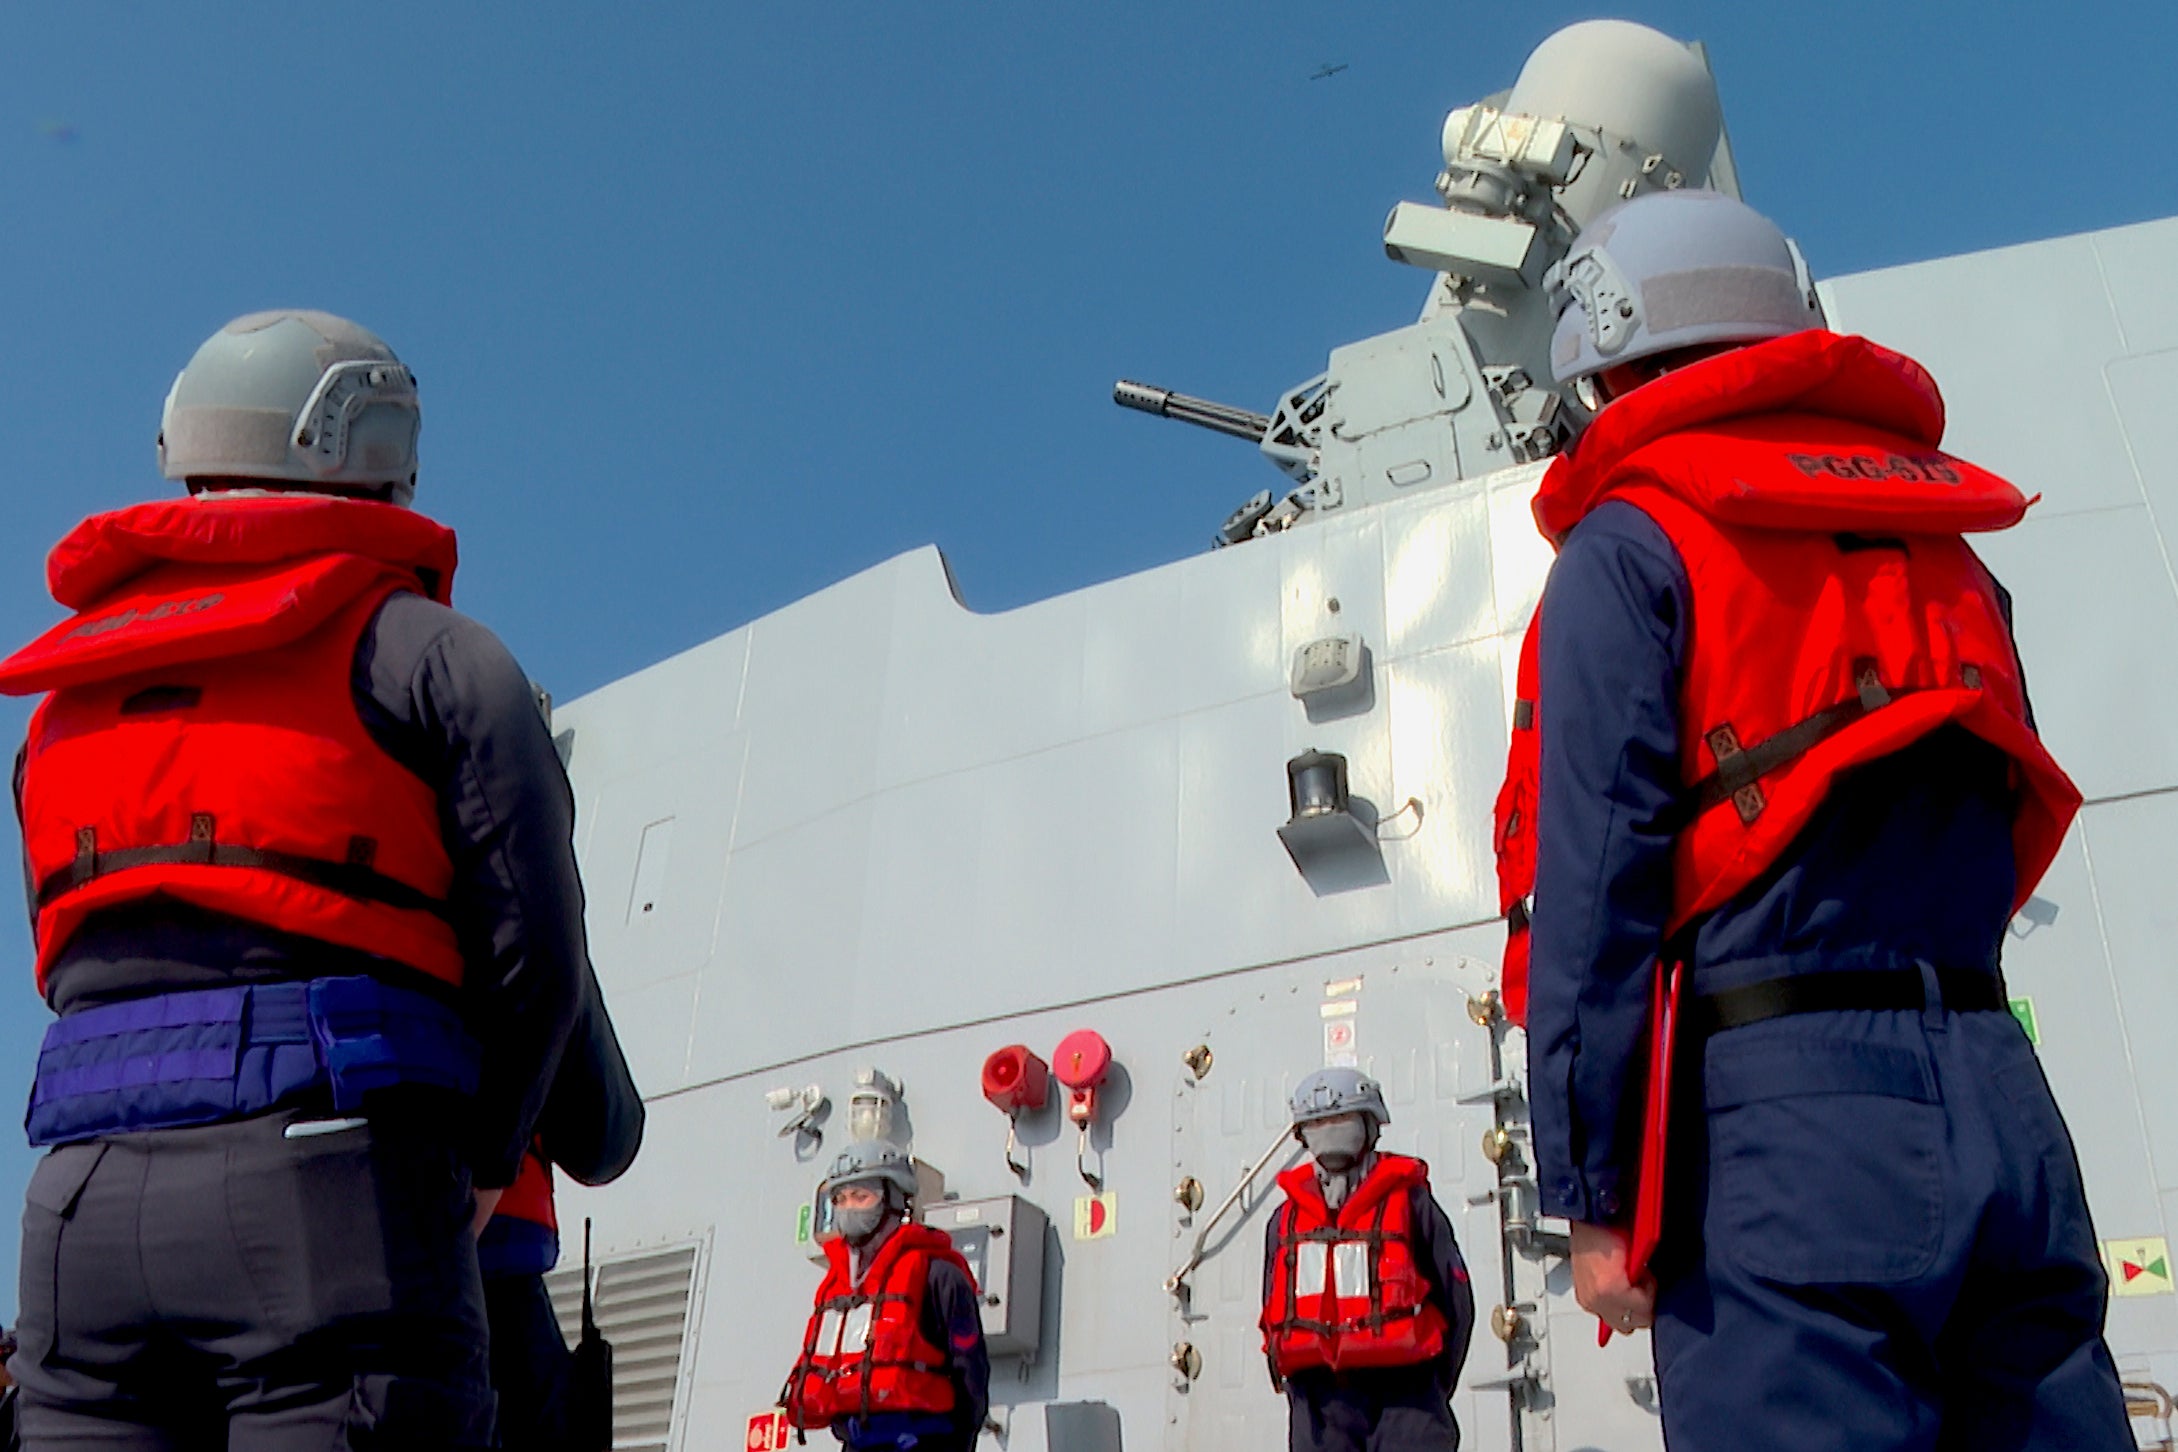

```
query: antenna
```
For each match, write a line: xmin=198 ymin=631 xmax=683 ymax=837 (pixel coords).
xmin=573 ymin=1217 xmax=614 ymax=1451
xmin=582 ymin=1218 xmax=598 ymax=1341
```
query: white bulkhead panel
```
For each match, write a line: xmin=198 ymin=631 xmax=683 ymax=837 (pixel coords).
xmin=560 ymin=470 xmax=1547 ymax=1105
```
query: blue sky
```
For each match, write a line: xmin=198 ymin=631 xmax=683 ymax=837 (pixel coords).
xmin=0 ymin=0 xmax=2165 ymax=1316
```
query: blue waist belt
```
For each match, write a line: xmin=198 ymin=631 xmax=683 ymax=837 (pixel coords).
xmin=477 ymin=1216 xmax=561 ymax=1280
xmin=27 ymin=976 xmax=480 ymax=1146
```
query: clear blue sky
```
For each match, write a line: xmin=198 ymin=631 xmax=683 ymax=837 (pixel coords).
xmin=0 ymin=0 xmax=2165 ymax=1317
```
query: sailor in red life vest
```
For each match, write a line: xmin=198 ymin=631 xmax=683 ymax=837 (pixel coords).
xmin=1 ymin=312 xmax=593 ymax=1449
xmin=1261 ymin=1069 xmax=1474 ymax=1452
xmin=783 ymin=1140 xmax=989 ymax=1452
xmin=480 ymin=958 xmax=645 ymax=1451
xmin=1517 ymin=191 xmax=2132 ymax=1449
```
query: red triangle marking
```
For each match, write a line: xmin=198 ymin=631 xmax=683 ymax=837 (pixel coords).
xmin=2124 ymin=1260 xmax=2146 ymax=1282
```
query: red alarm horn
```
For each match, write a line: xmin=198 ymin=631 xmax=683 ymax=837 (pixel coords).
xmin=981 ymin=1045 xmax=1050 ymax=1115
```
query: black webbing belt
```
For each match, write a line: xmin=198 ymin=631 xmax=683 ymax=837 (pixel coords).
xmin=38 ymin=833 xmax=448 ymax=919
xmin=1691 ymin=965 xmax=2006 ymax=1037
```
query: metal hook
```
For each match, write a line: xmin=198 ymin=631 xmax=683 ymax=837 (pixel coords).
xmin=1004 ymin=1117 xmax=1029 ymax=1179
xmin=1076 ymin=1124 xmax=1103 ymax=1190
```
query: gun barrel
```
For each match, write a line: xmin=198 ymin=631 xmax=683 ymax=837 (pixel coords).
xmin=1114 ymin=380 xmax=1272 ymax=444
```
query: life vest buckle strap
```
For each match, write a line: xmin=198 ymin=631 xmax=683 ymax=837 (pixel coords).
xmin=1854 ymin=658 xmax=1891 ymax=711
xmin=1680 ymin=681 xmax=1931 ymax=831
xmin=34 ymin=837 xmax=450 ymax=920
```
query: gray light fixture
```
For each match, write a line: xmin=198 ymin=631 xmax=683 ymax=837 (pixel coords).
xmin=1277 ymin=749 xmax=1375 ymax=869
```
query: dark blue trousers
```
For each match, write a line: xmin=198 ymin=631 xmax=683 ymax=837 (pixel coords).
xmin=1284 ymin=1364 xmax=1459 ymax=1452
xmin=1653 ymin=973 xmax=2133 ymax=1451
xmin=13 ymin=1098 xmax=494 ymax=1449
xmin=483 ymin=1274 xmax=574 ymax=1451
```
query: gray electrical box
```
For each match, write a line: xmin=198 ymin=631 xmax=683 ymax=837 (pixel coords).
xmin=924 ymin=1195 xmax=1047 ymax=1358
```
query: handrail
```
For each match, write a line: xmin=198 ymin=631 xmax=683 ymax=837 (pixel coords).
xmin=1165 ymin=1122 xmax=1297 ymax=1295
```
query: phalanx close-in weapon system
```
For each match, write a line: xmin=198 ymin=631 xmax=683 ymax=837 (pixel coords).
xmin=1116 ymin=20 xmax=1740 ymax=545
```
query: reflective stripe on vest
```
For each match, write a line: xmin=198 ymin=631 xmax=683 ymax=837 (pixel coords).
xmin=1261 ymin=1154 xmax=1449 ymax=1377
xmin=1292 ymin=1240 xmax=1373 ymax=1303
xmin=0 ymin=497 xmax=464 ymax=991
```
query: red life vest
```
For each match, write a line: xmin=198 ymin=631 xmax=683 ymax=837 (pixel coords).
xmin=496 ymin=1144 xmax=558 ymax=1234
xmin=786 ymin=1223 xmax=973 ymax=1428
xmin=0 ymin=495 xmax=465 ymax=991
xmin=1490 ymin=614 xmax=1542 ymax=1027
xmin=1490 ymin=330 xmax=2079 ymax=953
xmin=1261 ymin=1153 xmax=1450 ymax=1376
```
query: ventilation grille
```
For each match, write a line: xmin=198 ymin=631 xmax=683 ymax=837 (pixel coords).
xmin=545 ymin=1241 xmax=702 ymax=1451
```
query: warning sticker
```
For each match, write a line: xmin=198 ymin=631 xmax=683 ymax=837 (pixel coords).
xmin=746 ymin=1408 xmax=792 ymax=1452
xmin=1074 ymin=1193 xmax=1119 ymax=1241
xmin=1324 ymin=1016 xmax=1358 ymax=1068
xmin=795 ymin=1204 xmax=813 ymax=1246
xmin=2105 ymin=1237 xmax=2174 ymax=1298
xmin=2008 ymin=996 xmax=2040 ymax=1045
xmin=1324 ymin=977 xmax=1365 ymax=998
xmin=1320 ymin=999 xmax=1358 ymax=1019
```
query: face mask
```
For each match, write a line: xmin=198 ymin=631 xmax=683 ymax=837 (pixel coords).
xmin=834 ymin=1204 xmax=887 ymax=1246
xmin=1301 ymin=1118 xmax=1370 ymax=1173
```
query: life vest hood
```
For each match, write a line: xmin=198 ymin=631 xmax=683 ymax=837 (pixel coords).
xmin=44 ymin=495 xmax=456 ymax=610
xmin=1534 ymin=330 xmax=2029 ymax=542
xmin=0 ymin=497 xmax=456 ymax=697
xmin=1274 ymin=1152 xmax=1429 ymax=1223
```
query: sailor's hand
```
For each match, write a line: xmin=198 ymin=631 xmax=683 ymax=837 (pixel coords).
xmin=1571 ymin=1220 xmax=1655 ymax=1334
xmin=470 ymin=1187 xmax=504 ymax=1238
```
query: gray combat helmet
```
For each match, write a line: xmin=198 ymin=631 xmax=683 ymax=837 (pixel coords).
xmin=158 ymin=310 xmax=421 ymax=503
xmin=819 ymin=1138 xmax=920 ymax=1202
xmin=1289 ymin=1067 xmax=1390 ymax=1131
xmin=1547 ymin=190 xmax=1825 ymax=386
